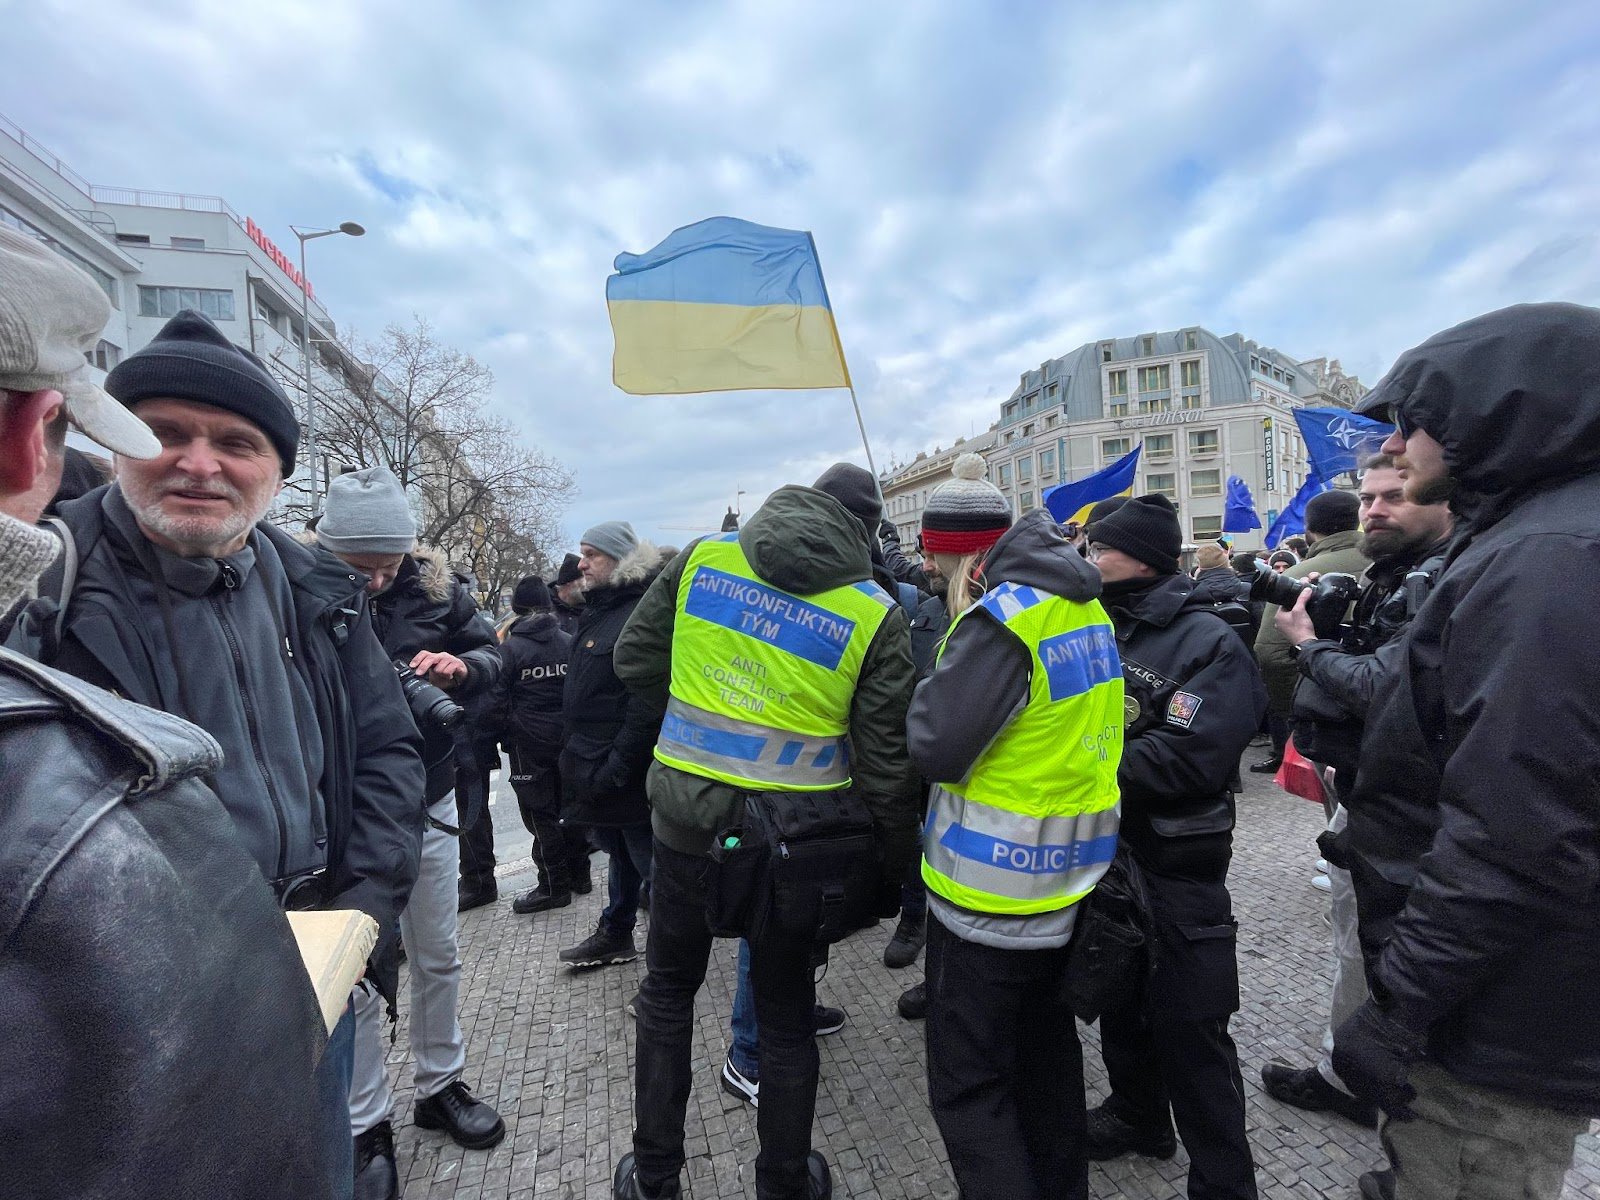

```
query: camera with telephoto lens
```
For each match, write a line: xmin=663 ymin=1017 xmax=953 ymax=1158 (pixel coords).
xmin=1248 ymin=566 xmax=1361 ymax=641
xmin=393 ymin=660 xmax=464 ymax=733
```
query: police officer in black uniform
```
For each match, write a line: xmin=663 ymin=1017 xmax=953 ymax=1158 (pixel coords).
xmin=1081 ymin=495 xmax=1266 ymax=1200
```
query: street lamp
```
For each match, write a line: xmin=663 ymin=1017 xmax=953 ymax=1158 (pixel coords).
xmin=291 ymin=221 xmax=364 ymax=509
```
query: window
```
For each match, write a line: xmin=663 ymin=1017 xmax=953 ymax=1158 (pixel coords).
xmin=171 ymin=236 xmax=205 ymax=250
xmin=1040 ymin=448 xmax=1056 ymax=476
xmin=997 ymin=463 xmax=1012 ymax=487
xmin=1184 ymin=330 xmax=1198 ymax=351
xmin=1146 ymin=473 xmax=1177 ymax=499
xmin=1285 ymin=372 xmax=1295 ymax=388
xmin=1021 ymin=423 xmax=1034 ymax=437
xmin=1137 ymin=396 xmax=1171 ymax=414
xmin=1190 ymin=469 xmax=1222 ymax=497
xmin=86 ymin=339 xmax=121 ymax=371
xmin=1003 ymin=401 xmax=1018 ymax=421
xmin=138 ymin=285 xmax=235 ymax=321
xmin=1187 ymin=428 xmax=1220 ymax=455
xmin=1017 ymin=457 xmax=1033 ymax=483
xmin=1137 ymin=364 xmax=1170 ymax=392
xmin=1107 ymin=369 xmax=1128 ymax=398
xmin=1273 ymin=367 xmax=1284 ymax=383
xmin=1044 ymin=413 xmax=1057 ymax=429
xmin=1101 ymin=343 xmax=1113 ymax=362
xmin=1046 ymin=383 xmax=1059 ymax=400
xmin=1109 ymin=401 xmax=1129 ymax=417
xmin=1102 ymin=437 xmax=1131 ymax=460
xmin=1180 ymin=359 xmax=1201 ymax=388
xmin=116 ymin=233 xmax=151 ymax=246
xmin=1019 ymin=491 xmax=1034 ymax=512
xmin=1250 ymin=355 xmax=1260 ymax=373
xmin=1142 ymin=336 xmax=1155 ymax=356
xmin=1145 ymin=433 xmax=1174 ymax=458
xmin=1192 ymin=515 xmax=1223 ymax=540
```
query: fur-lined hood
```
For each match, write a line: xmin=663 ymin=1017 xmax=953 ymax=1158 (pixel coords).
xmin=296 ymin=530 xmax=461 ymax=603
xmin=580 ymin=538 xmax=661 ymax=598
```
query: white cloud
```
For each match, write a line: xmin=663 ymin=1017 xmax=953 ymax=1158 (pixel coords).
xmin=8 ymin=0 xmax=1599 ymax=545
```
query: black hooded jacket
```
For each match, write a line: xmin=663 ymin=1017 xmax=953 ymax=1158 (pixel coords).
xmin=488 ymin=611 xmax=572 ymax=761
xmin=1348 ymin=302 xmax=1600 ymax=1111
xmin=1100 ymin=573 xmax=1267 ymax=876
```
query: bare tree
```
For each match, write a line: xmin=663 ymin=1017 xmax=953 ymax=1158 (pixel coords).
xmin=268 ymin=319 xmax=574 ymax=598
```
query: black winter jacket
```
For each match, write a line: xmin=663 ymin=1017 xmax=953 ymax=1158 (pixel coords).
xmin=1101 ymin=574 xmax=1266 ymax=877
xmin=562 ymin=543 xmax=665 ymax=826
xmin=369 ymin=548 xmax=502 ymax=806
xmin=1347 ymin=302 xmax=1600 ymax=1112
xmin=489 ymin=611 xmax=571 ymax=763
xmin=0 ymin=650 xmax=336 ymax=1199
xmin=1189 ymin=566 xmax=1256 ymax=648
xmin=6 ymin=492 xmax=424 ymax=983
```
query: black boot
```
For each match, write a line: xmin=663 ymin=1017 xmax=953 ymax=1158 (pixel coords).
xmin=353 ymin=1120 xmax=398 ymax=1200
xmin=1084 ymin=1102 xmax=1176 ymax=1161
xmin=897 ymin=982 xmax=927 ymax=1020
xmin=512 ymin=885 xmax=572 ymax=914
xmin=883 ymin=911 xmax=926 ymax=968
xmin=613 ymin=1152 xmax=682 ymax=1199
xmin=414 ymin=1080 xmax=506 ymax=1150
xmin=560 ymin=923 xmax=638 ymax=967
xmin=457 ymin=879 xmax=498 ymax=912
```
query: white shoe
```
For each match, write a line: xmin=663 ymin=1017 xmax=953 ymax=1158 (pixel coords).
xmin=1311 ymin=875 xmax=1332 ymax=892
xmin=1315 ymin=858 xmax=1330 ymax=873
xmin=719 ymin=1054 xmax=759 ymax=1108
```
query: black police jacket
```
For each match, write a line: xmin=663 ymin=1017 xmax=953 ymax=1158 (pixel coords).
xmin=0 ymin=650 xmax=336 ymax=1198
xmin=489 ymin=611 xmax=571 ymax=763
xmin=1101 ymin=574 xmax=1267 ymax=877
xmin=369 ymin=548 xmax=502 ymax=806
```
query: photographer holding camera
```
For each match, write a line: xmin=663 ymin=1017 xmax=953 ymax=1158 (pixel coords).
xmin=1260 ymin=456 xmax=1452 ymax=1193
xmin=1250 ymin=490 xmax=1368 ymax=773
xmin=316 ymin=466 xmax=507 ymax=1198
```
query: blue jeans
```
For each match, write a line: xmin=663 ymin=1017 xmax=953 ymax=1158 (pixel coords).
xmin=594 ymin=822 xmax=654 ymax=937
xmin=730 ymin=939 xmax=760 ymax=1079
xmin=317 ymin=1000 xmax=357 ymax=1200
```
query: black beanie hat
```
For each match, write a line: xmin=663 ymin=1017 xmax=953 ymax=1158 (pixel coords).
xmin=106 ymin=309 xmax=300 ymax=472
xmin=812 ymin=462 xmax=883 ymax=533
xmin=512 ymin=575 xmax=551 ymax=613
xmin=553 ymin=552 xmax=582 ymax=586
xmin=1088 ymin=493 xmax=1183 ymax=575
xmin=1085 ymin=495 xmax=1130 ymax=527
xmin=1304 ymin=488 xmax=1361 ymax=536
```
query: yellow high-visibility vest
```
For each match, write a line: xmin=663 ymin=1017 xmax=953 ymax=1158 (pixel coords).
xmin=922 ymin=582 xmax=1124 ymax=915
xmin=654 ymin=534 xmax=894 ymax=791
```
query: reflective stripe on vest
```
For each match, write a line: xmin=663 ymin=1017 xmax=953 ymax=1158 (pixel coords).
xmin=654 ymin=534 xmax=894 ymax=791
xmin=921 ymin=582 xmax=1125 ymax=916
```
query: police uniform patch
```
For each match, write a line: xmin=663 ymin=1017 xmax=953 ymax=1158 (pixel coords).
xmin=1167 ymin=691 xmax=1202 ymax=728
xmin=1123 ymin=694 xmax=1142 ymax=727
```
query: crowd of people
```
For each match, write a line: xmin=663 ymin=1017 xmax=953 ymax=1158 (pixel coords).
xmin=2 ymin=219 xmax=1597 ymax=1200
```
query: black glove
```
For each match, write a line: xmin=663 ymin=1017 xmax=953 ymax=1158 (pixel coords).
xmin=878 ymin=518 xmax=900 ymax=545
xmin=1332 ymin=1001 xmax=1426 ymax=1119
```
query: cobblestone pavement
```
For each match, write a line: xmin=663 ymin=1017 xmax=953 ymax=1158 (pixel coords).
xmin=386 ymin=759 xmax=1600 ymax=1198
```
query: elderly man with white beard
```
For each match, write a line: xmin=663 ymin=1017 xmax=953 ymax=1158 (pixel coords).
xmin=6 ymin=307 xmax=425 ymax=1197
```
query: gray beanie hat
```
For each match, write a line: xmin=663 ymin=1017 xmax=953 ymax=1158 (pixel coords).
xmin=580 ymin=520 xmax=638 ymax=562
xmin=316 ymin=467 xmax=417 ymax=555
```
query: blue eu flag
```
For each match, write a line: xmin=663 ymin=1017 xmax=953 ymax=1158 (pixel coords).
xmin=1223 ymin=475 xmax=1262 ymax=532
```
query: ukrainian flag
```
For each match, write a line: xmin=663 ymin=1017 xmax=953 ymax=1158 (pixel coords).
xmin=607 ymin=217 xmax=851 ymax=395
xmin=1043 ymin=445 xmax=1142 ymax=526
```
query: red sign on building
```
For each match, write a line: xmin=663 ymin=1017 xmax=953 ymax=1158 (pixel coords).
xmin=245 ymin=218 xmax=315 ymax=300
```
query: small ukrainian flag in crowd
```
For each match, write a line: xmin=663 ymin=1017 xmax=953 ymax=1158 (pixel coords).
xmin=606 ymin=216 xmax=851 ymax=395
xmin=1043 ymin=445 xmax=1142 ymax=525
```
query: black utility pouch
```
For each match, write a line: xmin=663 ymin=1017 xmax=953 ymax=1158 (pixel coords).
xmin=1063 ymin=846 xmax=1155 ymax=1023
xmin=706 ymin=823 xmax=769 ymax=939
xmin=751 ymin=788 xmax=879 ymax=945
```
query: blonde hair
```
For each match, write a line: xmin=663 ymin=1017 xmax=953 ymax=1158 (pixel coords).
xmin=934 ymin=551 xmax=987 ymax=618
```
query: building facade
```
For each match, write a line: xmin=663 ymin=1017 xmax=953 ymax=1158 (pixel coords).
xmin=879 ymin=427 xmax=998 ymax=547
xmin=984 ymin=326 xmax=1366 ymax=546
xmin=0 ymin=111 xmax=361 ymax=509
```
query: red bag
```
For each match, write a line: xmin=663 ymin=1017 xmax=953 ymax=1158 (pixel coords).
xmin=1274 ymin=737 xmax=1327 ymax=805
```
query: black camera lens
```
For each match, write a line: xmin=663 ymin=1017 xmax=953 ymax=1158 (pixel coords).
xmin=393 ymin=661 xmax=465 ymax=733
xmin=1248 ymin=563 xmax=1309 ymax=609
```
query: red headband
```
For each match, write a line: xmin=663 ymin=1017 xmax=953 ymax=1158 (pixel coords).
xmin=921 ymin=526 xmax=1007 ymax=555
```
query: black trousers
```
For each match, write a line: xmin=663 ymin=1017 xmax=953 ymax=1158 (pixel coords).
xmin=455 ymin=740 xmax=497 ymax=889
xmin=634 ymin=840 xmax=818 ymax=1200
xmin=506 ymin=746 xmax=588 ymax=894
xmin=1097 ymin=870 xmax=1257 ymax=1200
xmin=925 ymin=915 xmax=1087 ymax=1200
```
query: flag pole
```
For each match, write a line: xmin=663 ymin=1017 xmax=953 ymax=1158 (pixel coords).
xmin=807 ymin=233 xmax=886 ymax=509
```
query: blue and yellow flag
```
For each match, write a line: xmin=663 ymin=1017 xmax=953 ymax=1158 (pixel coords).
xmin=1043 ymin=446 xmax=1142 ymax=526
xmin=606 ymin=217 xmax=851 ymax=395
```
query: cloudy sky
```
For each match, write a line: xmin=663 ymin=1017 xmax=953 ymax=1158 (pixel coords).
xmin=8 ymin=0 xmax=1598 ymax=547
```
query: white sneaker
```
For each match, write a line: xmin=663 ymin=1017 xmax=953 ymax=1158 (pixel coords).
xmin=1315 ymin=858 xmax=1330 ymax=873
xmin=719 ymin=1054 xmax=759 ymax=1108
xmin=1311 ymin=875 xmax=1332 ymax=892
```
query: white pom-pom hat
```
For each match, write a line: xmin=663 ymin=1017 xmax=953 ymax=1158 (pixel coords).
xmin=921 ymin=452 xmax=1014 ymax=554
